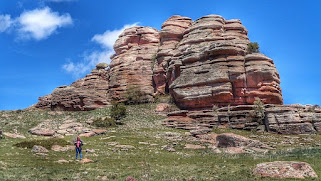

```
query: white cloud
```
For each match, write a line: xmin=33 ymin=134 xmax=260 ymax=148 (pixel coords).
xmin=17 ymin=7 xmax=72 ymax=40
xmin=0 ymin=14 xmax=13 ymax=33
xmin=62 ymin=23 xmax=138 ymax=78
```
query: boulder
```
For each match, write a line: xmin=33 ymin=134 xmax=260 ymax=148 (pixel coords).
xmin=51 ymin=145 xmax=74 ymax=152
xmin=3 ymin=132 xmax=26 ymax=139
xmin=32 ymin=145 xmax=49 ymax=153
xmin=29 ymin=128 xmax=55 ymax=136
xmin=125 ymin=176 xmax=137 ymax=181
xmin=216 ymin=133 xmax=270 ymax=149
xmin=253 ymin=161 xmax=318 ymax=179
xmin=184 ymin=144 xmax=205 ymax=149
xmin=155 ymin=103 xmax=171 ymax=112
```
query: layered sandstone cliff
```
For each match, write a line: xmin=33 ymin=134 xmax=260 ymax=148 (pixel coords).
xmin=163 ymin=15 xmax=282 ymax=109
xmin=108 ymin=26 xmax=160 ymax=102
xmin=36 ymin=14 xmax=282 ymax=111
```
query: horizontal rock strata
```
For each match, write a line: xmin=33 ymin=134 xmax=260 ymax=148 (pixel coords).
xmin=35 ymin=67 xmax=109 ymax=111
xmin=108 ymin=26 xmax=160 ymax=102
xmin=164 ymin=104 xmax=321 ymax=135
xmin=168 ymin=15 xmax=282 ymax=109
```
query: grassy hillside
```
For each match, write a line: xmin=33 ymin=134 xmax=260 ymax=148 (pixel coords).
xmin=1 ymin=104 xmax=321 ymax=180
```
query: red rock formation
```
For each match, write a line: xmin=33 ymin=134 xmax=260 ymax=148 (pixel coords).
xmin=108 ymin=26 xmax=160 ymax=102
xmin=164 ymin=104 xmax=321 ymax=135
xmin=35 ymin=67 xmax=109 ymax=111
xmin=153 ymin=15 xmax=192 ymax=94
xmin=167 ymin=15 xmax=283 ymax=109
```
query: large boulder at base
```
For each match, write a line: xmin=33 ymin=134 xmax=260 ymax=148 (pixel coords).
xmin=167 ymin=15 xmax=282 ymax=109
xmin=216 ymin=133 xmax=270 ymax=149
xmin=253 ymin=161 xmax=318 ymax=179
xmin=108 ymin=26 xmax=160 ymax=102
xmin=35 ymin=68 xmax=109 ymax=111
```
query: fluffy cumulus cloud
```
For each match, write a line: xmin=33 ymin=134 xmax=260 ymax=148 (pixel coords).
xmin=0 ymin=7 xmax=72 ymax=40
xmin=0 ymin=14 xmax=13 ymax=32
xmin=17 ymin=7 xmax=72 ymax=40
xmin=62 ymin=23 xmax=138 ymax=77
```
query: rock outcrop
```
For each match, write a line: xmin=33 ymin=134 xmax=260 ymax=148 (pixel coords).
xmin=108 ymin=26 xmax=160 ymax=102
xmin=253 ymin=161 xmax=318 ymax=179
xmin=153 ymin=15 xmax=192 ymax=94
xmin=164 ymin=104 xmax=321 ymax=135
xmin=167 ymin=15 xmax=282 ymax=109
xmin=35 ymin=65 xmax=109 ymax=111
xmin=35 ymin=14 xmax=282 ymax=111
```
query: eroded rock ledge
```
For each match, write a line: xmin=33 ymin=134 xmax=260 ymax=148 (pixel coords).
xmin=164 ymin=104 xmax=321 ymax=134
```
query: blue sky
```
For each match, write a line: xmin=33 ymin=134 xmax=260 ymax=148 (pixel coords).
xmin=0 ymin=0 xmax=320 ymax=110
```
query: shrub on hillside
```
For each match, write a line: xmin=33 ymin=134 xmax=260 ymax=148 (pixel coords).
xmin=126 ymin=86 xmax=148 ymax=104
xmin=247 ymin=42 xmax=260 ymax=54
xmin=14 ymin=138 xmax=69 ymax=149
xmin=110 ymin=102 xmax=127 ymax=120
xmin=92 ymin=117 xmax=116 ymax=128
xmin=252 ymin=97 xmax=265 ymax=124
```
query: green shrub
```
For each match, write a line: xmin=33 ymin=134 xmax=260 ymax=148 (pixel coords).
xmin=126 ymin=86 xmax=148 ymax=104
xmin=110 ymin=102 xmax=127 ymax=120
xmin=252 ymin=97 xmax=265 ymax=124
xmin=247 ymin=42 xmax=260 ymax=54
xmin=14 ymin=138 xmax=69 ymax=149
xmin=92 ymin=117 xmax=116 ymax=128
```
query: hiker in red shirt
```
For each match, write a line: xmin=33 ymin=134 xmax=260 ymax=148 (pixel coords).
xmin=74 ymin=136 xmax=83 ymax=160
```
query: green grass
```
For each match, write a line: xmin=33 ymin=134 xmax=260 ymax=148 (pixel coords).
xmin=1 ymin=104 xmax=321 ymax=180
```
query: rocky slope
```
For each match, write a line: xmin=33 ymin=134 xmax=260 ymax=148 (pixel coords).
xmin=35 ymin=64 xmax=109 ymax=111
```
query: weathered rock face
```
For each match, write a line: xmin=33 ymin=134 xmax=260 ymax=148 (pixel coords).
xmin=265 ymin=104 xmax=321 ymax=134
xmin=253 ymin=161 xmax=318 ymax=179
xmin=164 ymin=104 xmax=321 ymax=135
xmin=153 ymin=15 xmax=192 ymax=94
xmin=108 ymin=26 xmax=160 ymax=102
xmin=167 ymin=15 xmax=282 ymax=109
xmin=35 ymin=68 xmax=109 ymax=111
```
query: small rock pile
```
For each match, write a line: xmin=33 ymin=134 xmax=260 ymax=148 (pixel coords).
xmin=253 ymin=161 xmax=318 ymax=179
xmin=28 ymin=119 xmax=107 ymax=137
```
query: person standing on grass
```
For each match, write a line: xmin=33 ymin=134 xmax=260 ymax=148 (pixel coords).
xmin=74 ymin=136 xmax=83 ymax=160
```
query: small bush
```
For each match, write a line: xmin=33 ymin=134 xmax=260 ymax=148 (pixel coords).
xmin=92 ymin=117 xmax=116 ymax=128
xmin=14 ymin=138 xmax=69 ymax=149
xmin=110 ymin=102 xmax=127 ymax=120
xmin=252 ymin=97 xmax=265 ymax=124
xmin=126 ymin=86 xmax=148 ymax=104
xmin=247 ymin=42 xmax=260 ymax=54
